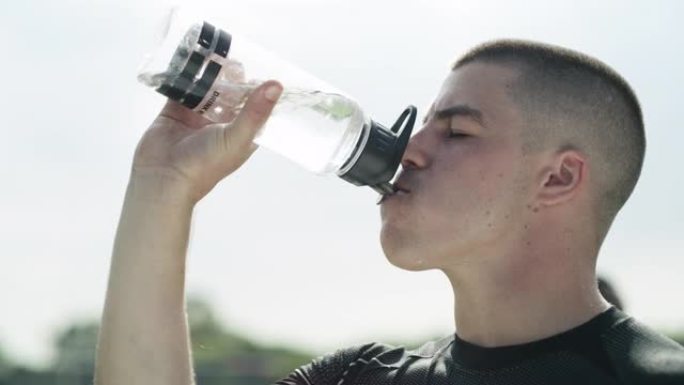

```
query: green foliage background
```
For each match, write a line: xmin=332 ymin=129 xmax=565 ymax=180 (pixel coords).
xmin=0 ymin=296 xmax=681 ymax=385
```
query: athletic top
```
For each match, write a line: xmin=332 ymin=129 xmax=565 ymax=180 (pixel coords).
xmin=274 ymin=307 xmax=684 ymax=385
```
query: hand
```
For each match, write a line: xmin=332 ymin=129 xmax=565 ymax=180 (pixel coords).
xmin=131 ymin=80 xmax=283 ymax=204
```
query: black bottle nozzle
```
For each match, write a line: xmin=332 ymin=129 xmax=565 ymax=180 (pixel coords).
xmin=339 ymin=105 xmax=417 ymax=192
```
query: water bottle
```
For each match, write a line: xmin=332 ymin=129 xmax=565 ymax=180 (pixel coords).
xmin=137 ymin=9 xmax=417 ymax=195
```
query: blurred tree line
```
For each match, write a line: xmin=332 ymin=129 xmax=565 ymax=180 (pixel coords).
xmin=0 ymin=297 xmax=316 ymax=385
xmin=1 ymin=295 xmax=682 ymax=385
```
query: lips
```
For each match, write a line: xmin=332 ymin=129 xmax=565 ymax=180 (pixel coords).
xmin=393 ymin=183 xmax=411 ymax=194
xmin=376 ymin=181 xmax=411 ymax=205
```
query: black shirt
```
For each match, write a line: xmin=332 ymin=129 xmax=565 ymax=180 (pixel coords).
xmin=275 ymin=307 xmax=684 ymax=384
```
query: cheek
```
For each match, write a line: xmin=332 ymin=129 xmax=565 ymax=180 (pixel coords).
xmin=470 ymin=155 xmax=531 ymax=237
xmin=428 ymin=144 xmax=525 ymax=228
xmin=434 ymin=144 xmax=506 ymax=202
xmin=465 ymin=142 xmax=523 ymax=194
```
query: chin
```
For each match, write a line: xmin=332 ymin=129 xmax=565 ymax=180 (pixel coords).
xmin=390 ymin=257 xmax=432 ymax=272
xmin=380 ymin=228 xmax=433 ymax=272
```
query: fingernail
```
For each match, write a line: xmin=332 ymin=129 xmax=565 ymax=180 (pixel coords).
xmin=264 ymin=84 xmax=283 ymax=102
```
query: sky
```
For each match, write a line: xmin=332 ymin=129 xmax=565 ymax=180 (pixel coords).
xmin=0 ymin=0 xmax=682 ymax=368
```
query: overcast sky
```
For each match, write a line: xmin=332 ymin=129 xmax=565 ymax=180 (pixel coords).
xmin=1 ymin=0 xmax=682 ymax=367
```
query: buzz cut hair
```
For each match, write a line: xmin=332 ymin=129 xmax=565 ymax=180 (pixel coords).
xmin=452 ymin=39 xmax=645 ymax=231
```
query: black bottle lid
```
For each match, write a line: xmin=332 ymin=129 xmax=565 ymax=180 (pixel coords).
xmin=339 ymin=106 xmax=417 ymax=194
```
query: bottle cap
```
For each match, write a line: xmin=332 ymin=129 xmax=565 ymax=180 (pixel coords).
xmin=339 ymin=106 xmax=417 ymax=194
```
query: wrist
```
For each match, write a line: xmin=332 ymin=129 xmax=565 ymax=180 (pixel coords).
xmin=127 ymin=167 xmax=198 ymax=208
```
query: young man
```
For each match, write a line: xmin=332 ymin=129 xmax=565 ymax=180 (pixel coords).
xmin=94 ymin=40 xmax=684 ymax=385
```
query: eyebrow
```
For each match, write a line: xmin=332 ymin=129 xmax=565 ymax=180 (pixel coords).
xmin=426 ymin=104 xmax=486 ymax=127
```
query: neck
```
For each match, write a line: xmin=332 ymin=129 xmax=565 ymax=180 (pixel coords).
xmin=442 ymin=221 xmax=610 ymax=347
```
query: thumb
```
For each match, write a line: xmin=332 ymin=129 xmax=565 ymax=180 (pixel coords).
xmin=223 ymin=80 xmax=283 ymax=149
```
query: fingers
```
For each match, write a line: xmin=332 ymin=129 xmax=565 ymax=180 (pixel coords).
xmin=223 ymin=80 xmax=283 ymax=149
xmin=158 ymin=99 xmax=214 ymax=130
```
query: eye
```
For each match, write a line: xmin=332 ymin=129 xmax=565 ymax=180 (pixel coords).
xmin=448 ymin=131 xmax=470 ymax=139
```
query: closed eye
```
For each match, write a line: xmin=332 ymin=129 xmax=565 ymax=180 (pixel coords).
xmin=448 ymin=131 xmax=470 ymax=139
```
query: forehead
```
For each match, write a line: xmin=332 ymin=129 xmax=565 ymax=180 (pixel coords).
xmin=432 ymin=62 xmax=522 ymax=129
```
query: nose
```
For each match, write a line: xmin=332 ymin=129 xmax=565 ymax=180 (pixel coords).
xmin=400 ymin=127 xmax=431 ymax=170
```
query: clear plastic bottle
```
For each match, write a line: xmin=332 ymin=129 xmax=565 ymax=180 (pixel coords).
xmin=137 ymin=9 xmax=416 ymax=193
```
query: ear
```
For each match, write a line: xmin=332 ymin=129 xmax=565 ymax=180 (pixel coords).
xmin=536 ymin=150 xmax=585 ymax=207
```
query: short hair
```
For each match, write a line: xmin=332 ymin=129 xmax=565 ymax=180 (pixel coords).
xmin=453 ymin=40 xmax=645 ymax=231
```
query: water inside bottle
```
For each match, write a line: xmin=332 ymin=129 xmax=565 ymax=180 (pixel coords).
xmin=137 ymin=19 xmax=369 ymax=175
xmin=257 ymin=88 xmax=368 ymax=175
xmin=211 ymin=81 xmax=369 ymax=175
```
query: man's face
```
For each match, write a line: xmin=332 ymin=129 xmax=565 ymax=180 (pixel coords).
xmin=380 ymin=62 xmax=535 ymax=271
